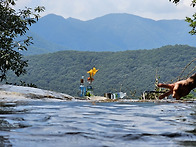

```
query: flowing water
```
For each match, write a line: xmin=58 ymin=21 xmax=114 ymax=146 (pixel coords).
xmin=0 ymin=99 xmax=196 ymax=147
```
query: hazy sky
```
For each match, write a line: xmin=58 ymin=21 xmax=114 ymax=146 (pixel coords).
xmin=14 ymin=0 xmax=195 ymax=20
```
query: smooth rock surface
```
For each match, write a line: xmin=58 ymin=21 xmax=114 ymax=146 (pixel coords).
xmin=0 ymin=84 xmax=74 ymax=101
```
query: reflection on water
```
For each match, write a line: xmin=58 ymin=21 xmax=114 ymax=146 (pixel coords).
xmin=0 ymin=100 xmax=196 ymax=147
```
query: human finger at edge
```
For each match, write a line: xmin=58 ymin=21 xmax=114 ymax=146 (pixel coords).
xmin=157 ymin=83 xmax=173 ymax=89
xmin=172 ymin=91 xmax=180 ymax=100
xmin=172 ymin=84 xmax=180 ymax=99
xmin=159 ymin=91 xmax=172 ymax=99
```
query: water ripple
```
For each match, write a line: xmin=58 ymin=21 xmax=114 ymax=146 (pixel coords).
xmin=0 ymin=101 xmax=196 ymax=146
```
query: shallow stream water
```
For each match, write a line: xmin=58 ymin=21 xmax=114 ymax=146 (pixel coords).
xmin=0 ymin=99 xmax=196 ymax=147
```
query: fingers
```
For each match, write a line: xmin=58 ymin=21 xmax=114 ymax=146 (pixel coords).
xmin=159 ymin=90 xmax=173 ymax=99
xmin=158 ymin=83 xmax=174 ymax=89
xmin=158 ymin=83 xmax=181 ymax=99
xmin=172 ymin=84 xmax=180 ymax=99
xmin=158 ymin=83 xmax=174 ymax=99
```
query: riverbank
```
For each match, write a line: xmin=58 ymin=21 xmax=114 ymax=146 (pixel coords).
xmin=0 ymin=84 xmax=109 ymax=102
xmin=0 ymin=84 xmax=195 ymax=103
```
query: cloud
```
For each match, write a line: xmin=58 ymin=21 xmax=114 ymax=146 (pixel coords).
xmin=14 ymin=0 xmax=32 ymax=6
xmin=14 ymin=0 xmax=196 ymax=20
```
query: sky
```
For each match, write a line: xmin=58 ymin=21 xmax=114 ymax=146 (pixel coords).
xmin=14 ymin=0 xmax=195 ymax=21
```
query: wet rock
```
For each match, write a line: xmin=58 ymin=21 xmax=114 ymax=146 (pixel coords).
xmin=0 ymin=84 xmax=74 ymax=101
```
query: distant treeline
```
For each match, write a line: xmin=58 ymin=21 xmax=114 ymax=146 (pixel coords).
xmin=6 ymin=45 xmax=196 ymax=98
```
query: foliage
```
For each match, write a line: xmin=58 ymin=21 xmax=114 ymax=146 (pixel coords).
xmin=6 ymin=45 xmax=196 ymax=98
xmin=170 ymin=0 xmax=196 ymax=35
xmin=6 ymin=80 xmax=37 ymax=88
xmin=170 ymin=0 xmax=196 ymax=6
xmin=181 ymin=89 xmax=196 ymax=99
xmin=0 ymin=0 xmax=44 ymax=81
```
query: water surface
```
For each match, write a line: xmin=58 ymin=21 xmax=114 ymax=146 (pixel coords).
xmin=0 ymin=100 xmax=196 ymax=147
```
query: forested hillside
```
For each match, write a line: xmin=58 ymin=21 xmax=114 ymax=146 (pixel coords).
xmin=6 ymin=45 xmax=196 ymax=97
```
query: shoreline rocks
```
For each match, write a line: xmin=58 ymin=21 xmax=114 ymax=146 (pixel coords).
xmin=0 ymin=84 xmax=195 ymax=103
xmin=0 ymin=84 xmax=74 ymax=101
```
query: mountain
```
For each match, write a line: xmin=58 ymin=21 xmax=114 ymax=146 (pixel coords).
xmin=22 ymin=31 xmax=68 ymax=55
xmin=7 ymin=45 xmax=196 ymax=97
xmin=23 ymin=13 xmax=196 ymax=55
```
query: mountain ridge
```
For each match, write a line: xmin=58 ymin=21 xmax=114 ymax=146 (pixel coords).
xmin=23 ymin=13 xmax=196 ymax=55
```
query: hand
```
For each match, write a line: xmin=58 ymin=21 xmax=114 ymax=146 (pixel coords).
xmin=157 ymin=80 xmax=192 ymax=100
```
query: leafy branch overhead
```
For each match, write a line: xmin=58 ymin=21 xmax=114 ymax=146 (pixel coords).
xmin=0 ymin=0 xmax=44 ymax=81
xmin=169 ymin=0 xmax=196 ymax=6
xmin=169 ymin=0 xmax=196 ymax=35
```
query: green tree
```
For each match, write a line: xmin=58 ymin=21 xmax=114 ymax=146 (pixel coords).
xmin=170 ymin=0 xmax=196 ymax=35
xmin=0 ymin=0 xmax=44 ymax=81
